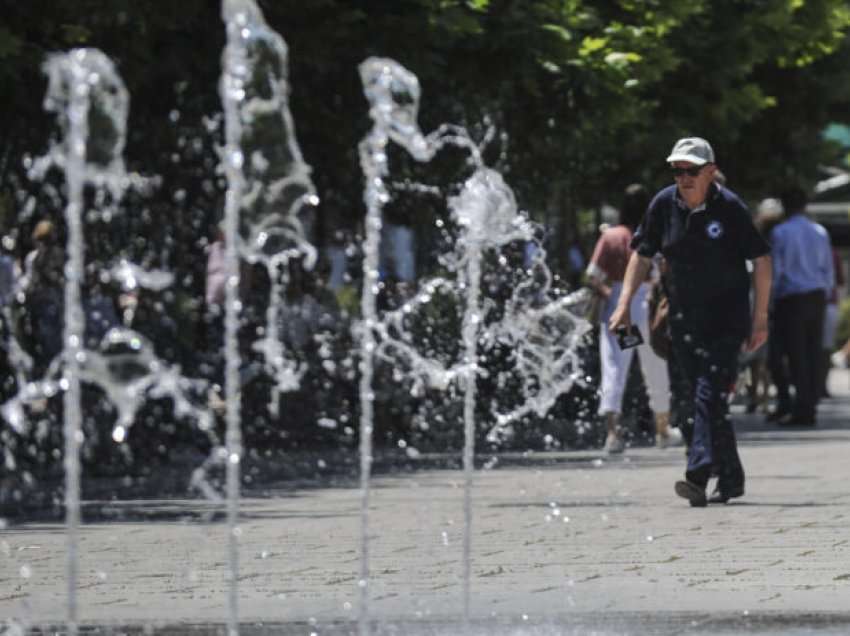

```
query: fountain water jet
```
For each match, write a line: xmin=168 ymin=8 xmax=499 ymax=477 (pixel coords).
xmin=4 ymin=48 xmax=232 ymax=632
xmin=220 ymin=0 xmax=320 ymax=630
xmin=355 ymin=56 xmax=595 ymax=632
xmin=42 ymin=48 xmax=129 ymax=636
xmin=357 ymin=57 xmax=495 ymax=633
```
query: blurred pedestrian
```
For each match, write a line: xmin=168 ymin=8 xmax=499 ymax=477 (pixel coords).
xmin=770 ymin=185 xmax=833 ymax=427
xmin=586 ymin=183 xmax=674 ymax=454
xmin=610 ymin=137 xmax=771 ymax=507
xmin=379 ymin=204 xmax=416 ymax=285
xmin=21 ymin=220 xmax=65 ymax=374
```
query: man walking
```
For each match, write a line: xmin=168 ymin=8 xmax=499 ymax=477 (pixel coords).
xmin=609 ymin=137 xmax=772 ymax=507
xmin=770 ymin=185 xmax=833 ymax=427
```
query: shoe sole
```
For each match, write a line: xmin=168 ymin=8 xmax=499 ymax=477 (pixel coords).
xmin=674 ymin=480 xmax=707 ymax=507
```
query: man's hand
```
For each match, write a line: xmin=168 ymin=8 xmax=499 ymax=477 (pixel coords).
xmin=606 ymin=252 xmax=650 ymax=334
xmin=608 ymin=303 xmax=631 ymax=334
xmin=744 ymin=313 xmax=768 ymax=353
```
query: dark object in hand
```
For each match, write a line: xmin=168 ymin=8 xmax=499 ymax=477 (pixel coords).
xmin=616 ymin=325 xmax=644 ymax=350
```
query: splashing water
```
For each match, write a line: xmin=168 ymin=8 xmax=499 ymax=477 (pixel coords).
xmin=356 ymin=60 xmax=591 ymax=632
xmin=358 ymin=57 xmax=435 ymax=634
xmin=357 ymin=56 xmax=538 ymax=632
xmin=2 ymin=47 xmax=230 ymax=634
xmin=44 ymin=49 xmax=128 ymax=636
xmin=449 ymin=167 xmax=534 ymax=623
xmin=221 ymin=0 xmax=320 ymax=421
xmin=220 ymin=0 xmax=320 ymax=630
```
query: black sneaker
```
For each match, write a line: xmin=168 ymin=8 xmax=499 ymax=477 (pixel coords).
xmin=674 ymin=480 xmax=707 ymax=507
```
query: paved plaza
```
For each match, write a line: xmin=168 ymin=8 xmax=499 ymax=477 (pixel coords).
xmin=2 ymin=371 xmax=850 ymax=634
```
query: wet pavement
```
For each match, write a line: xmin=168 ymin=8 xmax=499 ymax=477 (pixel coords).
xmin=1 ymin=369 xmax=850 ymax=634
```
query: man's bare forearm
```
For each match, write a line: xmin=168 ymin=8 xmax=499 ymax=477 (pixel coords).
xmin=618 ymin=253 xmax=651 ymax=310
xmin=751 ymin=255 xmax=772 ymax=322
xmin=745 ymin=254 xmax=772 ymax=352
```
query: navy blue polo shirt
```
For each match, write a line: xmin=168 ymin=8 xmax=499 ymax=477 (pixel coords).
xmin=631 ymin=183 xmax=770 ymax=339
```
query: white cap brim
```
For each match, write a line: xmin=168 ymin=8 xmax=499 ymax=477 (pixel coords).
xmin=666 ymin=152 xmax=709 ymax=165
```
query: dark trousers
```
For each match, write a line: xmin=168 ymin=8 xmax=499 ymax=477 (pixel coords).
xmin=766 ymin=314 xmax=791 ymax=412
xmin=774 ymin=290 xmax=826 ymax=423
xmin=670 ymin=331 xmax=744 ymax=491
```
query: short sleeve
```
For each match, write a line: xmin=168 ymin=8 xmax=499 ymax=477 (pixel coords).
xmin=739 ymin=208 xmax=771 ymax=260
xmin=630 ymin=195 xmax=662 ymax=257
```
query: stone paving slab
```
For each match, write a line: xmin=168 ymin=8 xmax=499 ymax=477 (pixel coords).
xmin=1 ymin=370 xmax=850 ymax=632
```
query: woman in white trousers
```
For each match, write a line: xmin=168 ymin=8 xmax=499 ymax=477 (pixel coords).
xmin=587 ymin=184 xmax=678 ymax=454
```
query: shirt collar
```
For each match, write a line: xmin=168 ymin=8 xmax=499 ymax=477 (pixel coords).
xmin=675 ymin=182 xmax=720 ymax=213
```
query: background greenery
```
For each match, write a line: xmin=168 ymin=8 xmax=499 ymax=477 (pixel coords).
xmin=2 ymin=1 xmax=850 ymax=268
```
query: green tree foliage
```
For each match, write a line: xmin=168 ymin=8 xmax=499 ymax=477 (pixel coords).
xmin=1 ymin=0 xmax=849 ymax=267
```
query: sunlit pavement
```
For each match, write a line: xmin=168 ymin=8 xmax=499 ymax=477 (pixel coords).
xmin=1 ymin=371 xmax=850 ymax=634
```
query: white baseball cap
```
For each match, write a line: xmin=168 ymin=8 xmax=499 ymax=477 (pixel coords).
xmin=666 ymin=137 xmax=715 ymax=165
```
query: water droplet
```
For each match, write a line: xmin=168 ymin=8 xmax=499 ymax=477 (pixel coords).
xmin=112 ymin=426 xmax=126 ymax=443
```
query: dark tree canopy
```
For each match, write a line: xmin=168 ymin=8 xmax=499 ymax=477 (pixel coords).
xmin=1 ymin=0 xmax=849 ymax=271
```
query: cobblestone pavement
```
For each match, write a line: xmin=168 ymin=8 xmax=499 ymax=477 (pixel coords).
xmin=2 ymin=371 xmax=850 ymax=634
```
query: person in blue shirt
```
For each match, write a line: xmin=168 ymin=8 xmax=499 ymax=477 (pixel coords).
xmin=770 ymin=185 xmax=833 ymax=427
xmin=609 ymin=137 xmax=772 ymax=507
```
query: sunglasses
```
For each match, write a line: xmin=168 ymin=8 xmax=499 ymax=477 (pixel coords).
xmin=671 ymin=165 xmax=706 ymax=177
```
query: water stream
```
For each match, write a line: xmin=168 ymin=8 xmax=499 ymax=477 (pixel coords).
xmin=2 ymin=3 xmax=595 ymax=633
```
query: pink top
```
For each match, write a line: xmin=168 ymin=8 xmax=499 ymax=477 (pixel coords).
xmin=590 ymin=225 xmax=633 ymax=283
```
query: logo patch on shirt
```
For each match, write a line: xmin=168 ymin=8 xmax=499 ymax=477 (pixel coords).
xmin=706 ymin=220 xmax=724 ymax=240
